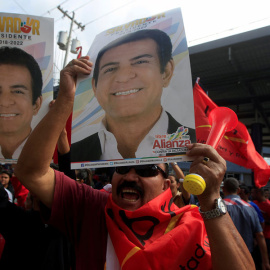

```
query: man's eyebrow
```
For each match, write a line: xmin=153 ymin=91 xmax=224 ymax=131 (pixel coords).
xmin=130 ymin=54 xmax=154 ymax=61
xmin=100 ymin=62 xmax=119 ymax=71
xmin=10 ymin=84 xmax=29 ymax=90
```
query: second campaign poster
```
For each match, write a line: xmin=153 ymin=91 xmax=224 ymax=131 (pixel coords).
xmin=0 ymin=13 xmax=54 ymax=163
xmin=70 ymin=7 xmax=196 ymax=169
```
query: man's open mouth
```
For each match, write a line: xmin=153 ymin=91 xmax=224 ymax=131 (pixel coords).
xmin=121 ymin=188 xmax=141 ymax=202
xmin=113 ymin=88 xmax=142 ymax=96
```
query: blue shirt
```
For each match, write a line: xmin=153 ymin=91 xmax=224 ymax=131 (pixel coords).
xmin=224 ymin=195 xmax=262 ymax=253
xmin=249 ymin=201 xmax=265 ymax=223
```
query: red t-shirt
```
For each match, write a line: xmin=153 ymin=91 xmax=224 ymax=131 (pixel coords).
xmin=253 ymin=200 xmax=270 ymax=239
xmin=45 ymin=170 xmax=109 ymax=270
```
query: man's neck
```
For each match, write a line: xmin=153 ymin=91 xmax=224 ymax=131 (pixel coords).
xmin=105 ymin=108 xmax=162 ymax=158
xmin=0 ymin=129 xmax=31 ymax=159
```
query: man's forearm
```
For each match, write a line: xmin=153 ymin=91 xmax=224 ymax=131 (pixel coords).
xmin=205 ymin=214 xmax=255 ymax=270
xmin=15 ymin=57 xmax=92 ymax=207
xmin=186 ymin=144 xmax=255 ymax=269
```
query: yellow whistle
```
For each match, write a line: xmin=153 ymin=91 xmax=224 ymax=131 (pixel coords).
xmin=183 ymin=174 xmax=206 ymax=195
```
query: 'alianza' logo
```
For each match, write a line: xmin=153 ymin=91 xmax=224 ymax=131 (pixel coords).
xmin=0 ymin=16 xmax=40 ymax=35
xmin=152 ymin=126 xmax=191 ymax=154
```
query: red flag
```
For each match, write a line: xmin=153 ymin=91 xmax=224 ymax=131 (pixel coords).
xmin=193 ymin=81 xmax=270 ymax=187
xmin=105 ymin=189 xmax=211 ymax=269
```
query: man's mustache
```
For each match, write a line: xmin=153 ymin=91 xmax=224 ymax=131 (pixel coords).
xmin=117 ymin=181 xmax=144 ymax=197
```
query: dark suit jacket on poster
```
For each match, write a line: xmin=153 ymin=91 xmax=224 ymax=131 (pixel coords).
xmin=71 ymin=112 xmax=196 ymax=162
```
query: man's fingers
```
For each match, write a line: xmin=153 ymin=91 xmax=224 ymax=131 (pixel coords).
xmin=187 ymin=143 xmax=225 ymax=164
xmin=186 ymin=143 xmax=226 ymax=198
xmin=65 ymin=57 xmax=93 ymax=75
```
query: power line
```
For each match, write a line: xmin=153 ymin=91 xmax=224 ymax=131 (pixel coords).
xmin=84 ymin=0 xmax=135 ymax=26
xmin=73 ymin=0 xmax=95 ymax=12
xmin=40 ymin=0 xmax=70 ymax=16
xmin=13 ymin=0 xmax=28 ymax=14
xmin=57 ymin=5 xmax=85 ymax=31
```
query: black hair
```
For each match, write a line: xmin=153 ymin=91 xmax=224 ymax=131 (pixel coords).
xmin=0 ymin=46 xmax=43 ymax=104
xmin=223 ymin=177 xmax=239 ymax=193
xmin=93 ymin=29 xmax=173 ymax=86
xmin=164 ymin=163 xmax=169 ymax=179
xmin=0 ymin=170 xmax=12 ymax=179
xmin=239 ymin=184 xmax=250 ymax=195
xmin=76 ymin=169 xmax=91 ymax=185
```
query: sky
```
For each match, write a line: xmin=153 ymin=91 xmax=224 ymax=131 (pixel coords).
xmin=2 ymin=0 xmax=270 ymax=85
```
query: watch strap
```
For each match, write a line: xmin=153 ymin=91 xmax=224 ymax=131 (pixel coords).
xmin=199 ymin=198 xmax=227 ymax=220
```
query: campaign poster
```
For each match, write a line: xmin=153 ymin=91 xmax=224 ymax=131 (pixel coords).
xmin=0 ymin=13 xmax=54 ymax=164
xmin=71 ymin=7 xmax=196 ymax=169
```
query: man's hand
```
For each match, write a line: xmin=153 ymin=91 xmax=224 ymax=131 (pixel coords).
xmin=58 ymin=56 xmax=93 ymax=103
xmin=186 ymin=143 xmax=226 ymax=210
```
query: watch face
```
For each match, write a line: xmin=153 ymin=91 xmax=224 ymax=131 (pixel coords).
xmin=218 ymin=199 xmax=227 ymax=214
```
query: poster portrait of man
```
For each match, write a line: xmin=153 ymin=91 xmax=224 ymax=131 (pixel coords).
xmin=0 ymin=13 xmax=54 ymax=163
xmin=71 ymin=8 xmax=196 ymax=168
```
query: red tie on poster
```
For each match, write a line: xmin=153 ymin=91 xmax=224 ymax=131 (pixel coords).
xmin=193 ymin=81 xmax=270 ymax=188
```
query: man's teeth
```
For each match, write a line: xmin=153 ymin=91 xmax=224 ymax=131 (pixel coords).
xmin=114 ymin=89 xmax=140 ymax=96
xmin=0 ymin=114 xmax=16 ymax=117
xmin=121 ymin=188 xmax=140 ymax=201
xmin=123 ymin=189 xmax=138 ymax=194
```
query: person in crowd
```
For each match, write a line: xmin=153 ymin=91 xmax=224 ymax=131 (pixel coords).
xmin=169 ymin=162 xmax=196 ymax=207
xmin=96 ymin=175 xmax=111 ymax=192
xmin=0 ymin=183 xmax=76 ymax=270
xmin=264 ymin=188 xmax=270 ymax=201
xmin=10 ymin=167 xmax=29 ymax=207
xmin=0 ymin=47 xmax=43 ymax=160
xmin=14 ymin=56 xmax=255 ymax=269
xmin=239 ymin=184 xmax=265 ymax=227
xmin=0 ymin=170 xmax=14 ymax=202
xmin=71 ymin=29 xmax=196 ymax=162
xmin=252 ymin=188 xmax=270 ymax=260
xmin=76 ymin=169 xmax=92 ymax=185
xmin=223 ymin=178 xmax=270 ymax=270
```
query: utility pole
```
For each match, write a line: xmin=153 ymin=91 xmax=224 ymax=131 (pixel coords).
xmin=57 ymin=5 xmax=85 ymax=68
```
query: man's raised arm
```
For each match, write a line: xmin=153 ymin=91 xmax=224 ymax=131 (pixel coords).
xmin=15 ymin=57 xmax=92 ymax=208
xmin=187 ymin=144 xmax=255 ymax=270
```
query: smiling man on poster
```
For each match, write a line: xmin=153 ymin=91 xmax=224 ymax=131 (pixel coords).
xmin=71 ymin=28 xmax=196 ymax=163
xmin=0 ymin=46 xmax=43 ymax=160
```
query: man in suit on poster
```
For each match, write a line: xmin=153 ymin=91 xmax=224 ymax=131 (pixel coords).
xmin=71 ymin=29 xmax=195 ymax=162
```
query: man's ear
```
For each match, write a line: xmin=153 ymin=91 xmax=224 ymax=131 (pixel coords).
xmin=92 ymin=78 xmax=97 ymax=96
xmin=163 ymin=179 xmax=171 ymax=191
xmin=33 ymin=96 xmax=42 ymax=115
xmin=162 ymin=59 xmax=175 ymax=88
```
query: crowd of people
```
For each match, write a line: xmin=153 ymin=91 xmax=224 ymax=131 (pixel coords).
xmin=0 ymin=162 xmax=114 ymax=269
xmin=0 ymin=30 xmax=268 ymax=270
xmin=1 ymin=155 xmax=270 ymax=269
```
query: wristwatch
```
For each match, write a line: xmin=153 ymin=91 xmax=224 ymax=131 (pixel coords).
xmin=199 ymin=197 xmax=227 ymax=220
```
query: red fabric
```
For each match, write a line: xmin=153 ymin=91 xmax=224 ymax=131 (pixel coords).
xmin=253 ymin=200 xmax=270 ymax=239
xmin=194 ymin=82 xmax=270 ymax=188
xmin=105 ymin=189 xmax=211 ymax=269
xmin=10 ymin=176 xmax=29 ymax=207
xmin=0 ymin=234 xmax=5 ymax=259
xmin=99 ymin=188 xmax=110 ymax=193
